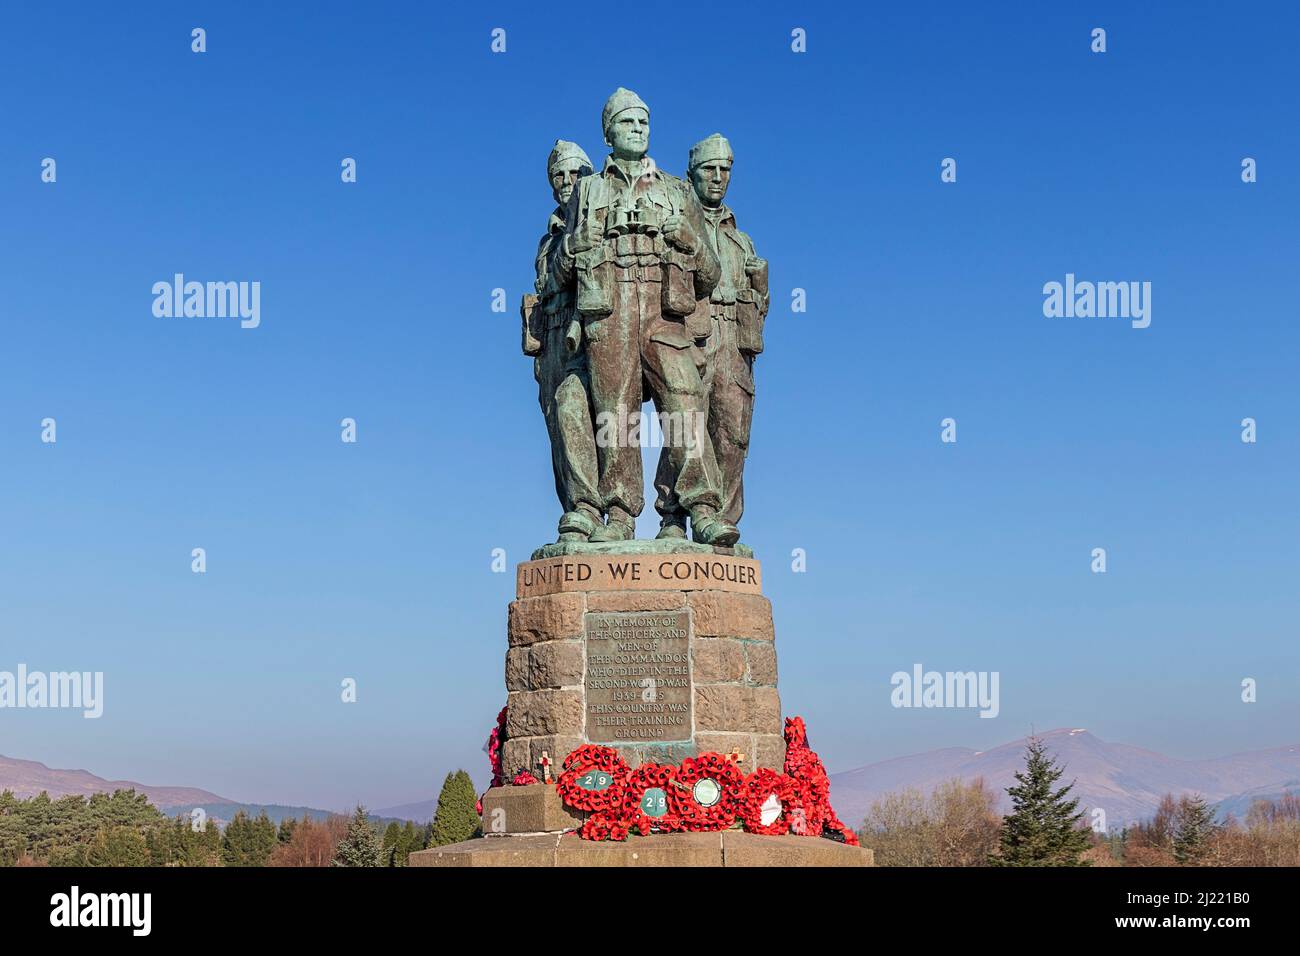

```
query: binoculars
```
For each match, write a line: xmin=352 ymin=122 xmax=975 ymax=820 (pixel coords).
xmin=604 ymin=197 xmax=662 ymax=237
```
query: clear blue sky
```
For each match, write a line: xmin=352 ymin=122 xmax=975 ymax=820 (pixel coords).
xmin=2 ymin=2 xmax=1297 ymax=811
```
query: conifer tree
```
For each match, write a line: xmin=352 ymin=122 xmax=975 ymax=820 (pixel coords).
xmin=331 ymin=806 xmax=382 ymax=867
xmin=397 ymin=820 xmax=422 ymax=865
xmin=382 ymin=821 xmax=401 ymax=866
xmin=429 ymin=770 xmax=480 ymax=847
xmin=250 ymin=811 xmax=277 ymax=865
xmin=1173 ymin=794 xmax=1216 ymax=864
xmin=87 ymin=825 xmax=150 ymax=866
xmin=221 ymin=811 xmax=253 ymax=865
xmin=992 ymin=736 xmax=1092 ymax=866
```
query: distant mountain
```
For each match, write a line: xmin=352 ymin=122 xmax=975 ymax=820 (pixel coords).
xmin=157 ymin=802 xmax=410 ymax=831
xmin=0 ymin=754 xmax=232 ymax=808
xmin=0 ymin=754 xmax=417 ymax=831
xmin=1211 ymin=780 xmax=1300 ymax=823
xmin=372 ymin=799 xmax=436 ymax=824
xmin=156 ymin=802 xmax=336 ymax=828
xmin=830 ymin=729 xmax=1300 ymax=830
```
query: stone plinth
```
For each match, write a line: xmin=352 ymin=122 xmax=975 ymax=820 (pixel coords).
xmin=409 ymin=831 xmax=873 ymax=867
xmin=517 ymin=548 xmax=762 ymax=599
xmin=480 ymin=783 xmax=585 ymax=834
xmin=502 ymin=549 xmax=784 ymax=781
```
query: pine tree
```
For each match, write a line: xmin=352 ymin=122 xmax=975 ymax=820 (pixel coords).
xmin=249 ymin=811 xmax=277 ymax=865
xmin=201 ymin=812 xmax=223 ymax=865
xmin=87 ymin=825 xmax=150 ymax=866
xmin=397 ymin=820 xmax=422 ymax=865
xmin=429 ymin=770 xmax=481 ymax=847
xmin=331 ymin=806 xmax=382 ymax=867
xmin=1173 ymin=794 xmax=1216 ymax=865
xmin=277 ymin=816 xmax=298 ymax=845
xmin=382 ymin=821 xmax=401 ymax=866
xmin=992 ymin=736 xmax=1092 ymax=866
xmin=222 ymin=811 xmax=252 ymax=865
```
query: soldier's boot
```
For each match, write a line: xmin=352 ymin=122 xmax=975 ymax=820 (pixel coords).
xmin=656 ymin=513 xmax=687 ymax=540
xmin=557 ymin=504 xmax=602 ymax=543
xmin=589 ymin=505 xmax=635 ymax=543
xmin=690 ymin=505 xmax=739 ymax=548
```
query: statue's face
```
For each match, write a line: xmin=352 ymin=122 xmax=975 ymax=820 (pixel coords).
xmin=550 ymin=159 xmax=586 ymax=205
xmin=607 ymin=108 xmax=649 ymax=159
xmin=691 ymin=159 xmax=732 ymax=207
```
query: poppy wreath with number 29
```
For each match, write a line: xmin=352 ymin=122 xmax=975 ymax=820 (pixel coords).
xmin=556 ymin=745 xmax=629 ymax=814
xmin=621 ymin=762 xmax=682 ymax=835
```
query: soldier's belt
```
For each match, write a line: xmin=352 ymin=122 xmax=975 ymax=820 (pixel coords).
xmin=710 ymin=303 xmax=738 ymax=321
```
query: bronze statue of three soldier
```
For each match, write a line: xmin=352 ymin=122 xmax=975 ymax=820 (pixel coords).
xmin=522 ymin=88 xmax=769 ymax=549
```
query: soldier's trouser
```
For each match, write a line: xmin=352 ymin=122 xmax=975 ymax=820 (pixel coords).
xmin=585 ymin=273 xmax=722 ymax=518
xmin=654 ymin=312 xmax=753 ymax=526
xmin=534 ymin=322 xmax=600 ymax=517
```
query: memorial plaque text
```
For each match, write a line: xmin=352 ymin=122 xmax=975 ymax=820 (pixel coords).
xmin=584 ymin=610 xmax=692 ymax=743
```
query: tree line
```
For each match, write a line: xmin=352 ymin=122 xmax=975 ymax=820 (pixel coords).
xmin=859 ymin=737 xmax=1300 ymax=866
xmin=0 ymin=769 xmax=483 ymax=867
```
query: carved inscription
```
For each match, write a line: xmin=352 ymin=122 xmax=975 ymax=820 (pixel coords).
xmin=585 ymin=610 xmax=692 ymax=743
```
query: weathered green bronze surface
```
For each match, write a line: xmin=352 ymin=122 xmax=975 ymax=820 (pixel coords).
xmin=525 ymin=90 xmax=768 ymax=551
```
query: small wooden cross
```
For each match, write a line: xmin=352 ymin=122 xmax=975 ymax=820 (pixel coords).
xmin=538 ymin=750 xmax=553 ymax=784
xmin=727 ymin=749 xmax=746 ymax=767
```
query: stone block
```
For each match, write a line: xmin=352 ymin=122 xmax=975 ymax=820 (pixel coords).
xmin=689 ymin=591 xmax=774 ymax=640
xmin=480 ymin=784 xmax=584 ymax=834
xmin=408 ymin=834 xmax=560 ymax=867
xmin=753 ymin=733 xmax=787 ymax=772
xmin=501 ymin=738 xmax=532 ymax=779
xmin=555 ymin=831 xmax=723 ymax=867
xmin=410 ymin=832 xmax=874 ymax=867
xmin=745 ymin=641 xmax=778 ymax=686
xmin=587 ymin=590 xmax=686 ymax=612
xmin=693 ymin=637 xmax=745 ymax=683
xmin=750 ymin=686 xmax=782 ymax=734
xmin=529 ymin=640 xmax=584 ymax=689
xmin=508 ymin=592 xmax=585 ymax=647
xmin=694 ymin=731 xmax=752 ymax=762
xmin=518 ymin=553 xmax=760 ymax=599
xmin=506 ymin=689 xmax=584 ymax=737
xmin=527 ymin=735 xmax=584 ymax=776
xmin=505 ymin=647 xmax=530 ymax=691
xmin=695 ymin=685 xmax=782 ymax=734
xmin=721 ymin=831 xmax=874 ymax=867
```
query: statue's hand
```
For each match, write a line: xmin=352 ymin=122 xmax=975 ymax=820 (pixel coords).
xmin=744 ymin=255 xmax=767 ymax=277
xmin=561 ymin=232 xmax=582 ymax=262
xmin=661 ymin=215 xmax=696 ymax=255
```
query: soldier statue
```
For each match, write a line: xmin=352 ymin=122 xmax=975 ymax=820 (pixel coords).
xmin=551 ymin=89 xmax=739 ymax=546
xmin=521 ymin=141 xmax=602 ymax=542
xmin=654 ymin=134 xmax=768 ymax=539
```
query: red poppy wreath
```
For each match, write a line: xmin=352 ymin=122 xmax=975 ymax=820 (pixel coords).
xmin=556 ymin=744 xmax=629 ymax=815
xmin=669 ymin=752 xmax=744 ymax=832
xmin=738 ymin=767 xmax=801 ymax=836
xmin=622 ymin=762 xmax=682 ymax=835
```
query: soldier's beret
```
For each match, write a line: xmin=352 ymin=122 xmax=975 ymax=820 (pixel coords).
xmin=689 ymin=133 xmax=733 ymax=171
xmin=548 ymin=140 xmax=593 ymax=178
xmin=602 ymin=88 xmax=649 ymax=138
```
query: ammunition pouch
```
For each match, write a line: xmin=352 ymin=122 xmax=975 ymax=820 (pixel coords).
xmin=736 ymin=288 xmax=764 ymax=355
xmin=685 ymin=299 xmax=712 ymax=341
xmin=520 ymin=293 xmax=543 ymax=356
xmin=660 ymin=247 xmax=697 ymax=318
xmin=575 ymin=246 xmax=613 ymax=317
xmin=648 ymin=324 xmax=694 ymax=351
